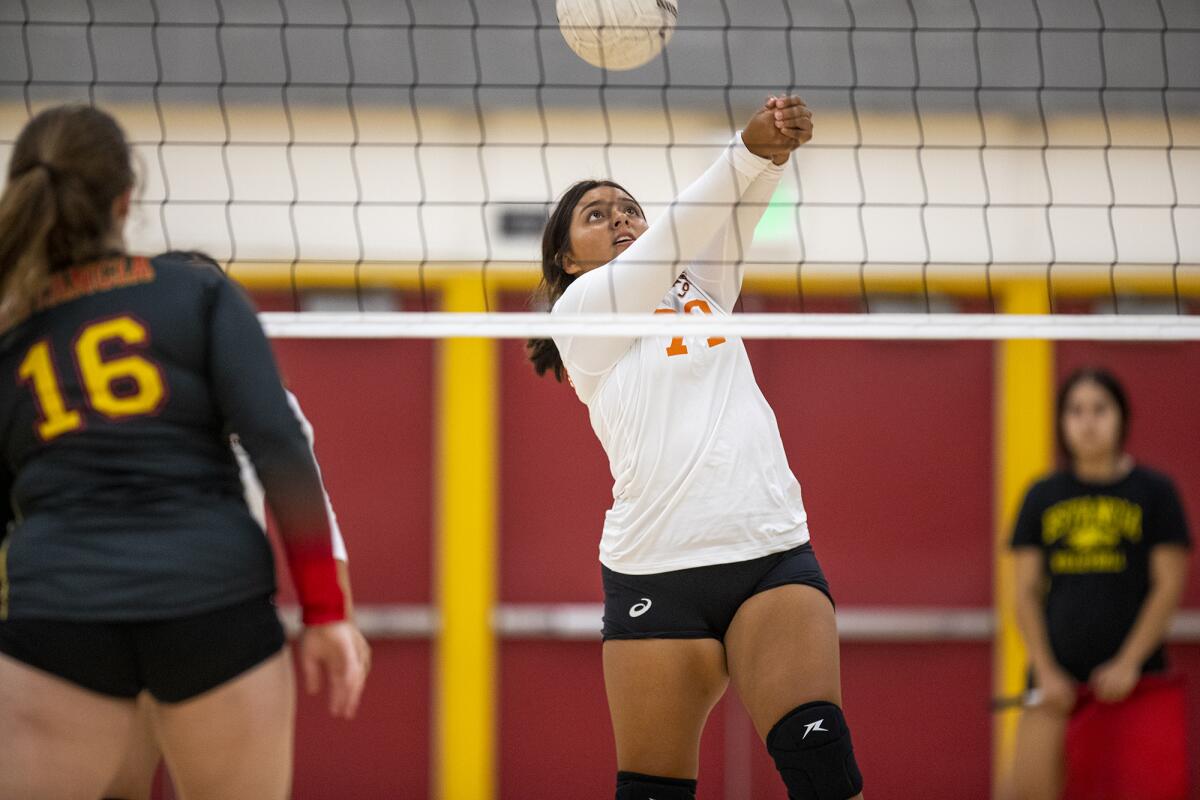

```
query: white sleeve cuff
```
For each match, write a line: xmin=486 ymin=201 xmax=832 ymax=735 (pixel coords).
xmin=729 ymin=130 xmax=778 ymax=179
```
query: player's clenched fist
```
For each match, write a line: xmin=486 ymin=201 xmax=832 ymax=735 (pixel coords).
xmin=741 ymin=94 xmax=813 ymax=165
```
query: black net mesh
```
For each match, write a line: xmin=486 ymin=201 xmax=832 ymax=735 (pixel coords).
xmin=1 ymin=0 xmax=1197 ymax=316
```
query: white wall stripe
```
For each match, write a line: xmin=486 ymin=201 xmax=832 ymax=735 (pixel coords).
xmin=280 ymin=604 xmax=1200 ymax=643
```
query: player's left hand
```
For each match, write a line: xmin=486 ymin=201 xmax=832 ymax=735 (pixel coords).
xmin=1088 ymin=656 xmax=1139 ymax=703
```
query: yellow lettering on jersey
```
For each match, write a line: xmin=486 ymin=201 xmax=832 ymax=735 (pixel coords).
xmin=17 ymin=340 xmax=83 ymax=441
xmin=36 ymin=257 xmax=156 ymax=311
xmin=76 ymin=317 xmax=165 ymax=418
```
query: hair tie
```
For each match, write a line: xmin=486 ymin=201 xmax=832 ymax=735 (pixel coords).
xmin=28 ymin=160 xmax=60 ymax=182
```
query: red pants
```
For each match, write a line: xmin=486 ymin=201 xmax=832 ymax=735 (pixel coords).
xmin=1063 ymin=673 xmax=1190 ymax=800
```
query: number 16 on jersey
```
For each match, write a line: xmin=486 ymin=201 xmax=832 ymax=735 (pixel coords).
xmin=18 ymin=315 xmax=166 ymax=441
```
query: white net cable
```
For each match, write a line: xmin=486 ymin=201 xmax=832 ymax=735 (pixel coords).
xmin=260 ymin=310 xmax=1200 ymax=340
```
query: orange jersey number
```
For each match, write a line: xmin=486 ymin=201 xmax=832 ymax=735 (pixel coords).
xmin=654 ymin=299 xmax=726 ymax=358
xmin=17 ymin=315 xmax=166 ymax=441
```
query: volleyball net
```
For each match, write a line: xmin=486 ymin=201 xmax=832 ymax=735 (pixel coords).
xmin=5 ymin=4 xmax=1200 ymax=797
xmin=2 ymin=0 xmax=1198 ymax=339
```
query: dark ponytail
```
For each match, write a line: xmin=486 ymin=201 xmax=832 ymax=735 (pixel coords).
xmin=0 ymin=104 xmax=134 ymax=331
xmin=527 ymin=179 xmax=632 ymax=381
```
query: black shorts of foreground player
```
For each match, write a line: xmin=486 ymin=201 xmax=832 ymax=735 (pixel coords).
xmin=527 ymin=96 xmax=864 ymax=800
xmin=1004 ymin=368 xmax=1191 ymax=800
xmin=0 ymin=105 xmax=369 ymax=800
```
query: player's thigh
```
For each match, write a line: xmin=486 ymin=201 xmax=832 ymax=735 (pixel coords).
xmin=603 ymin=637 xmax=729 ymax=778
xmin=724 ymin=583 xmax=842 ymax=740
xmin=150 ymin=648 xmax=296 ymax=800
xmin=0 ymin=650 xmax=137 ymax=800
xmin=1005 ymin=707 xmax=1067 ymax=800
xmin=103 ymin=692 xmax=162 ymax=800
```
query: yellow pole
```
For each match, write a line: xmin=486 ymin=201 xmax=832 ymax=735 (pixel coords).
xmin=436 ymin=275 xmax=497 ymax=800
xmin=993 ymin=281 xmax=1053 ymax=796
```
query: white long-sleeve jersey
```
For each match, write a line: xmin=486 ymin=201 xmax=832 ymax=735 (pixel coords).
xmin=553 ymin=134 xmax=809 ymax=574
xmin=235 ymin=390 xmax=348 ymax=561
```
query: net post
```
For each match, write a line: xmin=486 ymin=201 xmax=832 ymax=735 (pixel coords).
xmin=435 ymin=275 xmax=498 ymax=800
xmin=992 ymin=279 xmax=1054 ymax=793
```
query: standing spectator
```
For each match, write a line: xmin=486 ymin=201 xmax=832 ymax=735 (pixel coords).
xmin=1007 ymin=368 xmax=1191 ymax=800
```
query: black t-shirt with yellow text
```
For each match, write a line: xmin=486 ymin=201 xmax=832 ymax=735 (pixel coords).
xmin=1011 ymin=466 xmax=1190 ymax=682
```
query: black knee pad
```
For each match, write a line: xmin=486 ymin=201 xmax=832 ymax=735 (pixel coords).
xmin=615 ymin=771 xmax=697 ymax=800
xmin=766 ymin=701 xmax=863 ymax=800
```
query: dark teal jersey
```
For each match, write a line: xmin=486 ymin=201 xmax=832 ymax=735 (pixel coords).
xmin=0 ymin=252 xmax=343 ymax=622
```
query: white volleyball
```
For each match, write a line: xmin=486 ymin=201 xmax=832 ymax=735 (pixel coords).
xmin=555 ymin=0 xmax=679 ymax=71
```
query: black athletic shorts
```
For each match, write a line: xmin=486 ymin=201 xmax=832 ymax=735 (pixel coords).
xmin=601 ymin=542 xmax=833 ymax=640
xmin=0 ymin=593 xmax=286 ymax=702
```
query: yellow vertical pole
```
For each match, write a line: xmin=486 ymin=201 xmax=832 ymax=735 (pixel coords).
xmin=436 ymin=275 xmax=497 ymax=800
xmin=993 ymin=280 xmax=1053 ymax=796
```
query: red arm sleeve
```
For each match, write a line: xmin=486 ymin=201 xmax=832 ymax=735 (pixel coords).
xmin=207 ymin=277 xmax=345 ymax=624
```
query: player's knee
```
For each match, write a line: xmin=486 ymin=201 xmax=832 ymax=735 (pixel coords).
xmin=615 ymin=770 xmax=697 ymax=799
xmin=766 ymin=700 xmax=863 ymax=800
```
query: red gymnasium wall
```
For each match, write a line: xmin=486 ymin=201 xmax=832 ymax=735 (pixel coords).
xmin=249 ymin=291 xmax=1199 ymax=799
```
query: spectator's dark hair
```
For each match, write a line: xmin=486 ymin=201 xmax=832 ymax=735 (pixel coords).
xmin=526 ymin=179 xmax=637 ymax=382
xmin=1056 ymin=367 xmax=1130 ymax=463
xmin=0 ymin=104 xmax=134 ymax=331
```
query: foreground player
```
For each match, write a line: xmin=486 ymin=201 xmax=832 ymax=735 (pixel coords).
xmin=528 ymin=96 xmax=864 ymax=800
xmin=1007 ymin=368 xmax=1190 ymax=800
xmin=0 ymin=105 xmax=367 ymax=799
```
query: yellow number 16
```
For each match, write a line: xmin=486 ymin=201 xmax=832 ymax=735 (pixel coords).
xmin=17 ymin=316 xmax=166 ymax=441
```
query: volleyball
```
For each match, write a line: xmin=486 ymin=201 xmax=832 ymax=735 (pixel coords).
xmin=555 ymin=0 xmax=678 ymax=71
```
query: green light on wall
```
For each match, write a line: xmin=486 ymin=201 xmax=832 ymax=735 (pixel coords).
xmin=754 ymin=182 xmax=796 ymax=242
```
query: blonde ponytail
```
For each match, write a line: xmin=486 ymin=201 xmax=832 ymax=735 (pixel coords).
xmin=0 ymin=165 xmax=58 ymax=329
xmin=0 ymin=105 xmax=134 ymax=332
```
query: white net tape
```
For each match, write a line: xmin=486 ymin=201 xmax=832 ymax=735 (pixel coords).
xmin=261 ymin=311 xmax=1200 ymax=340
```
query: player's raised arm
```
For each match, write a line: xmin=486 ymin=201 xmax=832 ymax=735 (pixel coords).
xmin=549 ymin=102 xmax=801 ymax=379
xmin=688 ymin=96 xmax=813 ymax=312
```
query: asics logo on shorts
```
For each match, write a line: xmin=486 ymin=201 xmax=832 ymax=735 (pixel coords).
xmin=629 ymin=598 xmax=653 ymax=617
xmin=802 ymin=719 xmax=828 ymax=739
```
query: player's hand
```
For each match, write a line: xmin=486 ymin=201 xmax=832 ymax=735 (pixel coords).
xmin=350 ymin=623 xmax=372 ymax=677
xmin=1032 ymin=664 xmax=1077 ymax=715
xmin=1089 ymin=656 xmax=1139 ymax=703
xmin=765 ymin=95 xmax=813 ymax=163
xmin=742 ymin=95 xmax=812 ymax=163
xmin=299 ymin=621 xmax=370 ymax=719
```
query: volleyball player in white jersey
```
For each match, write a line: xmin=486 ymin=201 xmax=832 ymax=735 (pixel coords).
xmin=528 ymin=96 xmax=863 ymax=800
xmin=103 ymin=391 xmax=370 ymax=800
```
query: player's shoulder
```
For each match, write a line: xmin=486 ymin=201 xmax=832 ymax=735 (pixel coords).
xmin=1025 ymin=469 xmax=1073 ymax=502
xmin=149 ymin=250 xmax=228 ymax=287
xmin=550 ymin=271 xmax=593 ymax=315
xmin=1129 ymin=464 xmax=1179 ymax=497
